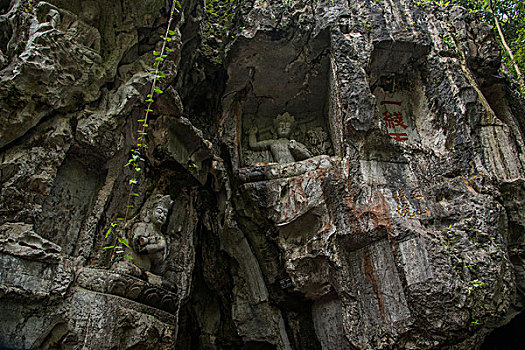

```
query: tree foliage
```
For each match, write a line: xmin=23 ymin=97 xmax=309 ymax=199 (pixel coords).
xmin=426 ymin=0 xmax=525 ymax=93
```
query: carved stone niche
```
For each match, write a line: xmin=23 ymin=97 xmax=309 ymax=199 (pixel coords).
xmin=222 ymin=32 xmax=342 ymax=180
xmin=110 ymin=194 xmax=177 ymax=289
xmin=367 ymin=40 xmax=430 ymax=149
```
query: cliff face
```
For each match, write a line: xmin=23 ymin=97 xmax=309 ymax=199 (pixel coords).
xmin=1 ymin=0 xmax=524 ymax=349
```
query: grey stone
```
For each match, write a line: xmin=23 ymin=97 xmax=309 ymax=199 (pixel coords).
xmin=1 ymin=0 xmax=525 ymax=349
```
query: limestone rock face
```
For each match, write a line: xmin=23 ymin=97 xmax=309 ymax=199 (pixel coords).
xmin=1 ymin=0 xmax=524 ymax=349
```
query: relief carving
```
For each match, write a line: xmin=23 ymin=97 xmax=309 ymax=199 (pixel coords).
xmin=130 ymin=194 xmax=173 ymax=275
xmin=306 ymin=127 xmax=332 ymax=156
xmin=248 ymin=112 xmax=313 ymax=164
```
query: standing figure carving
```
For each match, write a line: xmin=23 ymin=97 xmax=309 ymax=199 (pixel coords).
xmin=249 ymin=112 xmax=312 ymax=163
xmin=130 ymin=194 xmax=173 ymax=275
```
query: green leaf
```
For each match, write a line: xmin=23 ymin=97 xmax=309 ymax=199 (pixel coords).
xmin=102 ymin=245 xmax=115 ymax=250
xmin=168 ymin=30 xmax=176 ymax=35
xmin=145 ymin=109 xmax=153 ymax=112
xmin=105 ymin=228 xmax=112 ymax=239
xmin=154 ymin=87 xmax=164 ymax=94
xmin=166 ymin=47 xmax=173 ymax=53
xmin=142 ymin=124 xmax=149 ymax=128
xmin=124 ymin=254 xmax=134 ymax=260
xmin=158 ymin=71 xmax=166 ymax=78
xmin=118 ymin=237 xmax=131 ymax=249
xmin=131 ymin=192 xmax=140 ymax=197
xmin=161 ymin=54 xmax=167 ymax=58
xmin=155 ymin=57 xmax=164 ymax=61
xmin=145 ymin=98 xmax=154 ymax=103
xmin=129 ymin=178 xmax=138 ymax=185
xmin=153 ymin=51 xmax=160 ymax=55
xmin=117 ymin=218 xmax=125 ymax=221
xmin=176 ymin=1 xmax=181 ymax=9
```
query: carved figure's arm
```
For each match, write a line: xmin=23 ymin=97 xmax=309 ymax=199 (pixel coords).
xmin=289 ymin=140 xmax=313 ymax=161
xmin=248 ymin=127 xmax=272 ymax=151
xmin=145 ymin=238 xmax=166 ymax=254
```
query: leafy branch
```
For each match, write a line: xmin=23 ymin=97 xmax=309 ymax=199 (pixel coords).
xmin=413 ymin=0 xmax=525 ymax=95
xmin=487 ymin=0 xmax=525 ymax=94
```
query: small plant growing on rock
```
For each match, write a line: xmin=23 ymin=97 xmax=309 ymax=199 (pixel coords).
xmin=441 ymin=33 xmax=455 ymax=49
xmin=467 ymin=279 xmax=485 ymax=293
xmin=442 ymin=224 xmax=457 ymax=251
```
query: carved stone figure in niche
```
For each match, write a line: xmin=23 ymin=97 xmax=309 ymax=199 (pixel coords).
xmin=307 ymin=127 xmax=332 ymax=155
xmin=130 ymin=194 xmax=173 ymax=275
xmin=249 ymin=112 xmax=313 ymax=163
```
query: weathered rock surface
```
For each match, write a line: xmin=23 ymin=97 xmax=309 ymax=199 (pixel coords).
xmin=1 ymin=0 xmax=524 ymax=349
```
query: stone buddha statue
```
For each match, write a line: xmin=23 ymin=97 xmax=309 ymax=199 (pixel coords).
xmin=130 ymin=194 xmax=173 ymax=275
xmin=248 ymin=112 xmax=312 ymax=163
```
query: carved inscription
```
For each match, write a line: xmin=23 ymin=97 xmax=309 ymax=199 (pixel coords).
xmin=380 ymin=100 xmax=409 ymax=142
xmin=393 ymin=189 xmax=431 ymax=218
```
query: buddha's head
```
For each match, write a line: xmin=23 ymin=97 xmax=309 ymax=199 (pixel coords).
xmin=274 ymin=112 xmax=295 ymax=138
xmin=143 ymin=194 xmax=173 ymax=227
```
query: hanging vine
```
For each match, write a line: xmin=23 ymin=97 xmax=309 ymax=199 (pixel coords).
xmin=103 ymin=0 xmax=182 ymax=262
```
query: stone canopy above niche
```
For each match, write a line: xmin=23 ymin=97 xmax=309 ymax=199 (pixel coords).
xmin=223 ymin=31 xmax=338 ymax=168
xmin=368 ymin=40 xmax=430 ymax=78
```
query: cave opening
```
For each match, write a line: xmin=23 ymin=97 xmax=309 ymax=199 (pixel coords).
xmin=480 ymin=311 xmax=525 ymax=350
xmin=0 ymin=0 xmax=9 ymax=14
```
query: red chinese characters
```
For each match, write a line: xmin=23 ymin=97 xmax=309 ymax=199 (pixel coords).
xmin=383 ymin=112 xmax=408 ymax=129
xmin=380 ymin=100 xmax=408 ymax=142
xmin=389 ymin=133 xmax=409 ymax=142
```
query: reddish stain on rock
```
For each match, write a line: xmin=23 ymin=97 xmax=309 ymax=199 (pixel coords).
xmin=362 ymin=248 xmax=387 ymax=321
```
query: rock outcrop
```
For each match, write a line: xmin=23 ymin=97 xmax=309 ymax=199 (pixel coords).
xmin=1 ymin=0 xmax=524 ymax=349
